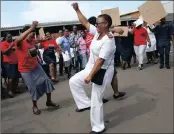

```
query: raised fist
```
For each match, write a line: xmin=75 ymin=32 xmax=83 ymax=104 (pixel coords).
xmin=31 ymin=21 xmax=38 ymax=29
xmin=71 ymin=3 xmax=79 ymax=11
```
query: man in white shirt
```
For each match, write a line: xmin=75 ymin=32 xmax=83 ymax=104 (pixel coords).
xmin=56 ymin=30 xmax=64 ymax=76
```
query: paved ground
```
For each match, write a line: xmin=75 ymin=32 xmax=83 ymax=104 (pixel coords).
xmin=1 ymin=54 xmax=173 ymax=133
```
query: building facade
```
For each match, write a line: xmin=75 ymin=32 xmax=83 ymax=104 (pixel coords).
xmin=1 ymin=1 xmax=173 ymax=40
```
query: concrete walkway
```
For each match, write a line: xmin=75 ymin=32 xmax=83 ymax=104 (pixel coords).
xmin=1 ymin=60 xmax=173 ymax=133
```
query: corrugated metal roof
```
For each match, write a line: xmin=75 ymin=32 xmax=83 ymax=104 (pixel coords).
xmin=1 ymin=20 xmax=80 ymax=31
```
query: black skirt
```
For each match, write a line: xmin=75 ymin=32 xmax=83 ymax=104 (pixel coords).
xmin=2 ymin=63 xmax=21 ymax=79
xmin=120 ymin=48 xmax=133 ymax=61
xmin=43 ymin=49 xmax=56 ymax=66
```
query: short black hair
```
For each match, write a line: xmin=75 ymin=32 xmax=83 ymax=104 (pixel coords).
xmin=1 ymin=32 xmax=12 ymax=42
xmin=98 ymin=14 xmax=112 ymax=28
xmin=21 ymin=25 xmax=36 ymax=33
xmin=88 ymin=16 xmax=97 ymax=25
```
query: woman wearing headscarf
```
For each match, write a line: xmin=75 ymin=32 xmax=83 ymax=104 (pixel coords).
xmin=131 ymin=19 xmax=151 ymax=70
xmin=144 ymin=22 xmax=158 ymax=64
xmin=38 ymin=32 xmax=59 ymax=82
xmin=15 ymin=21 xmax=59 ymax=115
xmin=1 ymin=33 xmax=21 ymax=97
xmin=70 ymin=3 xmax=117 ymax=133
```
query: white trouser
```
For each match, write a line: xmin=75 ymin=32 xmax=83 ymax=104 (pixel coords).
xmin=69 ymin=67 xmax=114 ymax=132
xmin=134 ymin=45 xmax=146 ymax=65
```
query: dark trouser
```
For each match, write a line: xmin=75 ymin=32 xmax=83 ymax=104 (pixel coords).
xmin=59 ymin=54 xmax=64 ymax=75
xmin=146 ymin=51 xmax=157 ymax=61
xmin=158 ymin=45 xmax=170 ymax=66
xmin=155 ymin=43 xmax=159 ymax=58
xmin=71 ymin=57 xmax=75 ymax=69
xmin=75 ymin=52 xmax=81 ymax=72
xmin=146 ymin=52 xmax=153 ymax=61
xmin=155 ymin=50 xmax=159 ymax=58
xmin=65 ymin=64 xmax=72 ymax=77
xmin=41 ymin=64 xmax=50 ymax=78
xmin=127 ymin=55 xmax=132 ymax=66
xmin=114 ymin=51 xmax=121 ymax=66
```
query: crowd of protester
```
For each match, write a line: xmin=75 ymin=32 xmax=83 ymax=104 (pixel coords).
xmin=1 ymin=2 xmax=174 ymax=134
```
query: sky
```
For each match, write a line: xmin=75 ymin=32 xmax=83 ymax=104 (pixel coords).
xmin=0 ymin=1 xmax=169 ymax=27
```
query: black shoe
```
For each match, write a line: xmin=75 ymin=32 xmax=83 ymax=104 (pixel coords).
xmin=76 ymin=107 xmax=90 ymax=112
xmin=159 ymin=65 xmax=164 ymax=69
xmin=89 ymin=129 xmax=106 ymax=134
xmin=113 ymin=92 xmax=126 ymax=99
xmin=165 ymin=65 xmax=170 ymax=69
xmin=102 ymin=98 xmax=109 ymax=103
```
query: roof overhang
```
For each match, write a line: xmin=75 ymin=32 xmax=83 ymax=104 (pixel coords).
xmin=1 ymin=20 xmax=80 ymax=31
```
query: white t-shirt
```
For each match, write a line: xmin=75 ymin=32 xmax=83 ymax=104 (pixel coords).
xmin=85 ymin=24 xmax=116 ymax=70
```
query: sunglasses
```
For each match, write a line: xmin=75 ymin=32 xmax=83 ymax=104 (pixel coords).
xmin=95 ymin=21 xmax=107 ymax=26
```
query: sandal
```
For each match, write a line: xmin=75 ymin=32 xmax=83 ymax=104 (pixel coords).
xmin=32 ymin=107 xmax=41 ymax=115
xmin=46 ymin=101 xmax=59 ymax=108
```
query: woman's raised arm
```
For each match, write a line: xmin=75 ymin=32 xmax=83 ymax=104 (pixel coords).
xmin=72 ymin=3 xmax=90 ymax=31
xmin=16 ymin=21 xmax=38 ymax=47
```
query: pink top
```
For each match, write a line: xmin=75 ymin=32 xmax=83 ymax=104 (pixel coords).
xmin=77 ymin=37 xmax=87 ymax=54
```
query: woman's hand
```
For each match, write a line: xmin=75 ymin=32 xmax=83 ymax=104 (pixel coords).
xmin=84 ymin=75 xmax=92 ymax=84
xmin=31 ymin=21 xmax=38 ymax=30
xmin=72 ymin=3 xmax=79 ymax=11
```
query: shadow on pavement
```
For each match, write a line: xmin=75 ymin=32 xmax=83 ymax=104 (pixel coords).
xmin=105 ymin=84 xmax=158 ymax=129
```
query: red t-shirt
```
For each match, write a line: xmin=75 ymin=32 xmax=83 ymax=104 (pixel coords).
xmin=40 ymin=39 xmax=59 ymax=51
xmin=1 ymin=41 xmax=18 ymax=64
xmin=15 ymin=39 xmax=38 ymax=72
xmin=134 ymin=27 xmax=148 ymax=46
xmin=86 ymin=33 xmax=94 ymax=49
